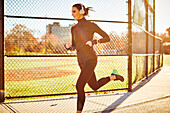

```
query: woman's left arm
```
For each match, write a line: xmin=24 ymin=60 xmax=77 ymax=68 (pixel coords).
xmin=92 ymin=23 xmax=110 ymax=44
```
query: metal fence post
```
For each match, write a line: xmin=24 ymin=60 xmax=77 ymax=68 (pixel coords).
xmin=0 ymin=0 xmax=5 ymax=102
xmin=153 ymin=0 xmax=155 ymax=72
xmin=128 ymin=0 xmax=132 ymax=92
xmin=159 ymin=41 xmax=162 ymax=68
xmin=145 ymin=0 xmax=149 ymax=79
xmin=162 ymin=43 xmax=164 ymax=67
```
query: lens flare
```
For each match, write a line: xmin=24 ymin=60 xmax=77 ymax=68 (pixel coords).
xmin=0 ymin=89 xmax=11 ymax=97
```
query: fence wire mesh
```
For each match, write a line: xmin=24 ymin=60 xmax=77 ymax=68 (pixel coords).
xmin=5 ymin=0 xmax=128 ymax=21
xmin=3 ymin=0 xmax=163 ymax=101
xmin=4 ymin=0 xmax=129 ymax=98
xmin=5 ymin=56 xmax=128 ymax=97
xmin=132 ymin=55 xmax=146 ymax=84
xmin=148 ymin=55 xmax=154 ymax=74
xmin=5 ymin=18 xmax=128 ymax=56
xmin=131 ymin=0 xmax=163 ymax=85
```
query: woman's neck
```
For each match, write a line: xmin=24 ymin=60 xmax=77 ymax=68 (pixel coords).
xmin=78 ymin=15 xmax=84 ymax=20
xmin=78 ymin=17 xmax=86 ymax=23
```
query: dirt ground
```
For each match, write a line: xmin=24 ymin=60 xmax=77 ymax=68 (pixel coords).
xmin=5 ymin=58 xmax=77 ymax=81
xmin=5 ymin=57 xmax=111 ymax=82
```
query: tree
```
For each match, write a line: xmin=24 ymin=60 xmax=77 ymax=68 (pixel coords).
xmin=41 ymin=34 xmax=59 ymax=54
xmin=159 ymin=33 xmax=170 ymax=43
xmin=108 ymin=31 xmax=128 ymax=54
xmin=5 ymin=24 xmax=38 ymax=53
xmin=166 ymin=27 xmax=170 ymax=37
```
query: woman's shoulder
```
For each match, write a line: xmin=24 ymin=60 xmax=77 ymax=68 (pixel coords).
xmin=71 ymin=24 xmax=78 ymax=30
xmin=71 ymin=20 xmax=97 ymax=30
xmin=88 ymin=21 xmax=98 ymax=27
xmin=86 ymin=20 xmax=96 ymax=25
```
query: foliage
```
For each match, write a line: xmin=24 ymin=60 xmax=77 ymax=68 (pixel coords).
xmin=5 ymin=24 xmax=38 ymax=53
xmin=5 ymin=24 xmax=129 ymax=55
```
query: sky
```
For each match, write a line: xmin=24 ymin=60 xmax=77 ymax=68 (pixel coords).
xmin=4 ymin=0 xmax=170 ymax=37
xmin=5 ymin=0 xmax=127 ymax=37
xmin=155 ymin=0 xmax=170 ymax=33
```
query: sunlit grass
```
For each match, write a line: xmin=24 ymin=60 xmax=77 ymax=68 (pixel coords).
xmin=5 ymin=55 xmax=167 ymax=100
xmin=5 ymin=56 xmax=128 ymax=98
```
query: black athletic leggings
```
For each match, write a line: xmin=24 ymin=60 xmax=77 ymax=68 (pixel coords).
xmin=76 ymin=58 xmax=110 ymax=111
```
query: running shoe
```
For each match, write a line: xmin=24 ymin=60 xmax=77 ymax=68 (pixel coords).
xmin=111 ymin=69 xmax=124 ymax=82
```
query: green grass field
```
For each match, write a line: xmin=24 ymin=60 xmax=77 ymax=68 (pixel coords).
xmin=5 ymin=55 xmax=166 ymax=98
xmin=5 ymin=56 xmax=128 ymax=98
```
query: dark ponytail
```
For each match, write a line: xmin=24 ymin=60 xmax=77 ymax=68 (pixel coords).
xmin=72 ymin=3 xmax=94 ymax=16
xmin=84 ymin=7 xmax=94 ymax=16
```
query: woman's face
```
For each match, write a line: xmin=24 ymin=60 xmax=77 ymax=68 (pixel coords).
xmin=72 ymin=7 xmax=83 ymax=20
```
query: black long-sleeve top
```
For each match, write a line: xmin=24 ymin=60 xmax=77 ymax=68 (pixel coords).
xmin=70 ymin=17 xmax=110 ymax=64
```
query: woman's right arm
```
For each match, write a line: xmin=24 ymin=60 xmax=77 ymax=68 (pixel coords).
xmin=65 ymin=27 xmax=75 ymax=50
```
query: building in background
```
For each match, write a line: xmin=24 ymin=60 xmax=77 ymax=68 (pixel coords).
xmin=46 ymin=22 xmax=73 ymax=39
xmin=45 ymin=22 xmax=74 ymax=53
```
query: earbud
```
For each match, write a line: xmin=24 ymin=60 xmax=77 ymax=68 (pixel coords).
xmin=79 ymin=4 xmax=85 ymax=15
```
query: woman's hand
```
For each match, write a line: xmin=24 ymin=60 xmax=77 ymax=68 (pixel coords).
xmin=86 ymin=41 xmax=92 ymax=47
xmin=65 ymin=43 xmax=71 ymax=49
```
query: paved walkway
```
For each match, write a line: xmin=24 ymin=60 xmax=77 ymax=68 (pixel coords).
xmin=0 ymin=65 xmax=170 ymax=113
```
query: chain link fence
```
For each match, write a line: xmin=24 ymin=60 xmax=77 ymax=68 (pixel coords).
xmin=2 ymin=0 xmax=163 ymax=101
xmin=4 ymin=0 xmax=129 ymax=99
xmin=131 ymin=0 xmax=163 ymax=85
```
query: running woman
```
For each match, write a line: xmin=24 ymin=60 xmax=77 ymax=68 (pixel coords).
xmin=65 ymin=3 xmax=124 ymax=113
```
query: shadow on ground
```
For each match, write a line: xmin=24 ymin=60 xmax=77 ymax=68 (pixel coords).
xmin=100 ymin=70 xmax=161 ymax=113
